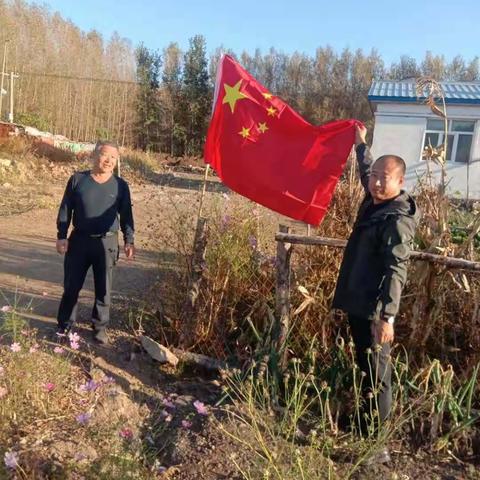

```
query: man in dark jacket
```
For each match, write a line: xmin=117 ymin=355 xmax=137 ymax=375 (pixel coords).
xmin=55 ymin=140 xmax=135 ymax=344
xmin=332 ymin=125 xmax=419 ymax=458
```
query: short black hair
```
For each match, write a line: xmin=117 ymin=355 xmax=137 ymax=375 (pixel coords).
xmin=375 ymin=154 xmax=406 ymax=175
xmin=93 ymin=140 xmax=119 ymax=155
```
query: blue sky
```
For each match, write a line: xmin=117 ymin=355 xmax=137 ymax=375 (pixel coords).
xmin=42 ymin=0 xmax=479 ymax=64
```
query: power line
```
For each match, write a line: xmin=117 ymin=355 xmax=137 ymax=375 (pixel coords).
xmin=18 ymin=70 xmax=138 ymax=85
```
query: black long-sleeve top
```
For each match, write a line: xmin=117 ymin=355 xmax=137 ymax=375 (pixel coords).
xmin=56 ymin=171 xmax=134 ymax=244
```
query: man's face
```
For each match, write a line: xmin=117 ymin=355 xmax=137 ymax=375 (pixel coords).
xmin=368 ymin=157 xmax=404 ymax=203
xmin=93 ymin=145 xmax=119 ymax=174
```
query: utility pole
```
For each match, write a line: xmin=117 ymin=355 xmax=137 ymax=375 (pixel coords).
xmin=0 ymin=40 xmax=8 ymax=121
xmin=0 ymin=71 xmax=19 ymax=123
xmin=8 ymin=71 xmax=14 ymax=123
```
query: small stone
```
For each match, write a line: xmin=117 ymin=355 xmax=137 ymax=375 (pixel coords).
xmin=140 ymin=335 xmax=179 ymax=367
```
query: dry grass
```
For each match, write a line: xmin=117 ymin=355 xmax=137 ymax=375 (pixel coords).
xmin=153 ymin=163 xmax=480 ymax=374
xmin=0 ymin=305 xmax=153 ymax=479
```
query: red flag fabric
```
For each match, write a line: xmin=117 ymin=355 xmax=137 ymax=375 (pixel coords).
xmin=204 ymin=55 xmax=359 ymax=225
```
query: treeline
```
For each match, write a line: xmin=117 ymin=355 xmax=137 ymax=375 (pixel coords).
xmin=0 ymin=0 xmax=137 ymax=143
xmin=2 ymin=0 xmax=479 ymax=154
xmin=138 ymin=44 xmax=480 ymax=155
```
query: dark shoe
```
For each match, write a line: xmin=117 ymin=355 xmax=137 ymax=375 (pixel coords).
xmin=55 ymin=324 xmax=71 ymax=340
xmin=365 ymin=447 xmax=391 ymax=465
xmin=93 ymin=328 xmax=109 ymax=345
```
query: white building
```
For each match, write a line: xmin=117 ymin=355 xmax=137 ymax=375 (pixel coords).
xmin=369 ymin=80 xmax=480 ymax=199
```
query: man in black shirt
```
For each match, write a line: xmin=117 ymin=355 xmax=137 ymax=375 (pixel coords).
xmin=332 ymin=125 xmax=419 ymax=462
xmin=56 ymin=140 xmax=135 ymax=344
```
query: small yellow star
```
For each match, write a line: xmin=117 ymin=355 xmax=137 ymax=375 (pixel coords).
xmin=239 ymin=127 xmax=250 ymax=138
xmin=258 ymin=122 xmax=268 ymax=133
xmin=262 ymin=92 xmax=273 ymax=100
xmin=267 ymin=106 xmax=277 ymax=117
xmin=223 ymin=80 xmax=248 ymax=113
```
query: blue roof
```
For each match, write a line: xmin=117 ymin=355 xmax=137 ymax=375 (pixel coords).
xmin=369 ymin=80 xmax=480 ymax=105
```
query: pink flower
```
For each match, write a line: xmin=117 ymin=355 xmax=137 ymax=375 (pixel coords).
xmin=44 ymin=382 xmax=56 ymax=392
xmin=4 ymin=451 xmax=18 ymax=469
xmin=193 ymin=400 xmax=209 ymax=416
xmin=119 ymin=427 xmax=133 ymax=440
xmin=1 ymin=306 xmax=12 ymax=313
xmin=162 ymin=398 xmax=176 ymax=409
xmin=29 ymin=343 xmax=39 ymax=353
xmin=53 ymin=346 xmax=64 ymax=354
xmin=76 ymin=412 xmax=91 ymax=424
xmin=0 ymin=386 xmax=8 ymax=398
xmin=70 ymin=341 xmax=80 ymax=350
xmin=181 ymin=419 xmax=192 ymax=429
xmin=69 ymin=332 xmax=81 ymax=344
xmin=10 ymin=343 xmax=21 ymax=353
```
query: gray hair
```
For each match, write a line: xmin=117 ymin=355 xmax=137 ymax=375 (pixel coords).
xmin=93 ymin=140 xmax=120 ymax=156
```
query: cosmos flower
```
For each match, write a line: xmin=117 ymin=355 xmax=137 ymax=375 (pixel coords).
xmin=4 ymin=451 xmax=19 ymax=469
xmin=76 ymin=412 xmax=92 ymax=425
xmin=119 ymin=427 xmax=133 ymax=440
xmin=44 ymin=382 xmax=56 ymax=392
xmin=193 ymin=400 xmax=209 ymax=416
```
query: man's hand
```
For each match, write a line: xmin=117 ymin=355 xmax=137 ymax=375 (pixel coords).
xmin=371 ymin=320 xmax=394 ymax=344
xmin=124 ymin=243 xmax=135 ymax=260
xmin=355 ymin=124 xmax=367 ymax=146
xmin=56 ymin=239 xmax=68 ymax=255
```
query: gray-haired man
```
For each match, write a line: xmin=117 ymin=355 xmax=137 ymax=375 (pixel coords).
xmin=55 ymin=141 xmax=135 ymax=343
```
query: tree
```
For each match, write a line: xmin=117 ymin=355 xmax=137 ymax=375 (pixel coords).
xmin=421 ymin=51 xmax=446 ymax=79
xmin=180 ymin=35 xmax=211 ymax=156
xmin=390 ymin=55 xmax=420 ymax=80
xmin=160 ymin=42 xmax=183 ymax=155
xmin=135 ymin=44 xmax=162 ymax=150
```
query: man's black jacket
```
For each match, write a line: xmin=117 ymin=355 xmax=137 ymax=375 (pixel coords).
xmin=332 ymin=144 xmax=419 ymax=320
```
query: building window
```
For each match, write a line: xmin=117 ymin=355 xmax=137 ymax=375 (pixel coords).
xmin=422 ymin=119 xmax=475 ymax=163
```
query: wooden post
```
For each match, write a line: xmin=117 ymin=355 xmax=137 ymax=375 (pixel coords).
xmin=275 ymin=224 xmax=293 ymax=369
xmin=197 ymin=164 xmax=211 ymax=220
xmin=180 ymin=217 xmax=208 ymax=348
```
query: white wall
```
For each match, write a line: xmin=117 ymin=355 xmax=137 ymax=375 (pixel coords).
xmin=371 ymin=102 xmax=480 ymax=199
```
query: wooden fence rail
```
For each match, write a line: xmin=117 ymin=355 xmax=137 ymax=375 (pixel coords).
xmin=273 ymin=227 xmax=480 ymax=369
xmin=275 ymin=232 xmax=480 ymax=272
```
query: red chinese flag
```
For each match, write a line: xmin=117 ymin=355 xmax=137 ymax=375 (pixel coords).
xmin=204 ymin=55 xmax=359 ymax=225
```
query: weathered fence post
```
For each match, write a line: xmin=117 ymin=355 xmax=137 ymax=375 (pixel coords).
xmin=275 ymin=224 xmax=293 ymax=369
xmin=180 ymin=217 xmax=208 ymax=348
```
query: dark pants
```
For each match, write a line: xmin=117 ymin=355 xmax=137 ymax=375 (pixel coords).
xmin=57 ymin=232 xmax=119 ymax=331
xmin=348 ymin=314 xmax=392 ymax=431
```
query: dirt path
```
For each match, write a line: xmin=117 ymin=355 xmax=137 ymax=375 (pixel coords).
xmin=0 ymin=183 xmax=162 ymax=320
xmin=0 ymin=177 xmax=215 ymax=393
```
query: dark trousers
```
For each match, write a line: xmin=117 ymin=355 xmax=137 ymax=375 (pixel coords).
xmin=348 ymin=314 xmax=392 ymax=431
xmin=57 ymin=232 xmax=118 ymax=330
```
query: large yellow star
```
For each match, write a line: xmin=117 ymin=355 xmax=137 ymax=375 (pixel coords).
xmin=258 ymin=122 xmax=268 ymax=133
xmin=267 ymin=106 xmax=277 ymax=117
xmin=223 ymin=80 xmax=247 ymax=113
xmin=239 ymin=127 xmax=250 ymax=138
xmin=262 ymin=92 xmax=273 ymax=100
